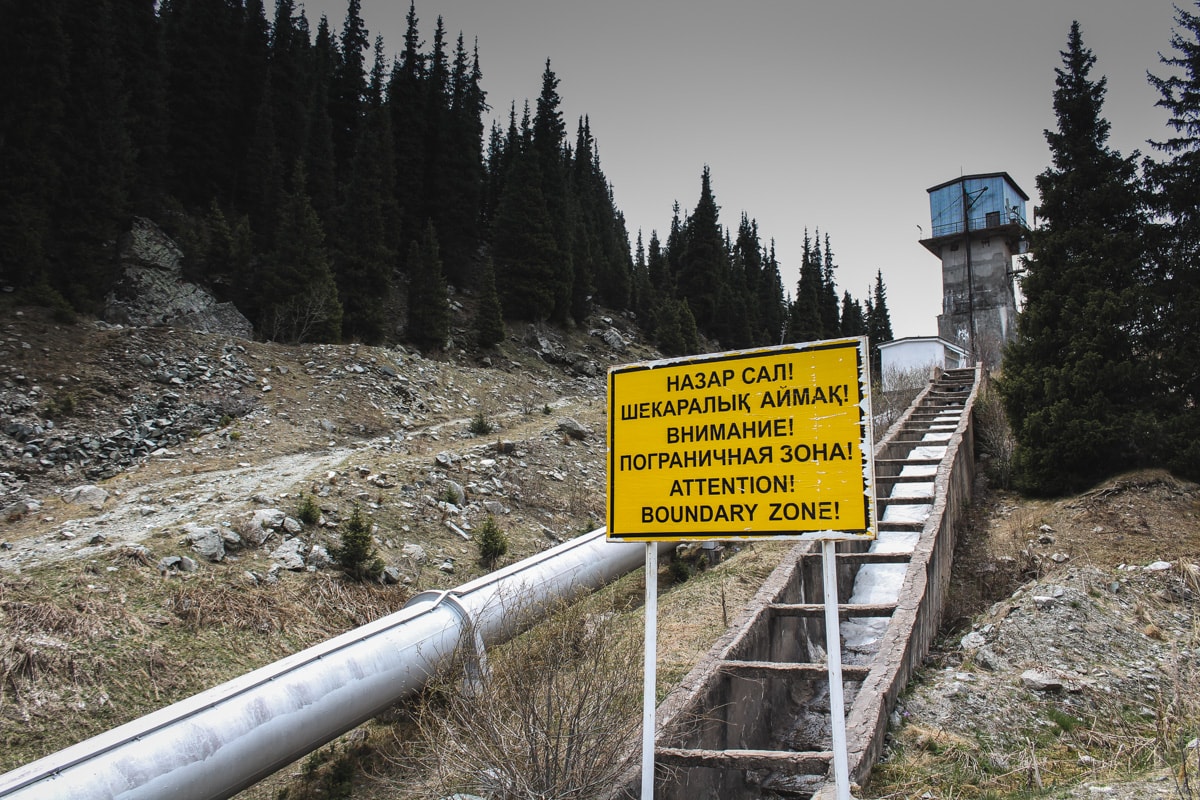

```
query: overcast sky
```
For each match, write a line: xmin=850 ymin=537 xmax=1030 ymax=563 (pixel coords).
xmin=304 ymin=0 xmax=1184 ymax=338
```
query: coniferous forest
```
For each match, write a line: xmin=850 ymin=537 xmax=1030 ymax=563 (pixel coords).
xmin=0 ymin=0 xmax=884 ymax=358
xmin=3 ymin=1 xmax=1200 ymax=497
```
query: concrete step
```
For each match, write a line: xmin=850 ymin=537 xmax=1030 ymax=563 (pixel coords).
xmin=656 ymin=747 xmax=834 ymax=772
xmin=718 ymin=660 xmax=871 ymax=681
xmin=769 ymin=602 xmax=897 ymax=619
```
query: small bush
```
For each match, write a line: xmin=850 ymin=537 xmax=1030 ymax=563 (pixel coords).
xmin=416 ymin=596 xmax=641 ymax=799
xmin=974 ymin=384 xmax=1015 ymax=489
xmin=468 ymin=412 xmax=493 ymax=436
xmin=296 ymin=494 xmax=320 ymax=526
xmin=40 ymin=392 xmax=77 ymax=419
xmin=668 ymin=556 xmax=692 ymax=584
xmin=543 ymin=404 xmax=552 ymax=415
xmin=477 ymin=515 xmax=508 ymax=568
xmin=331 ymin=507 xmax=384 ymax=582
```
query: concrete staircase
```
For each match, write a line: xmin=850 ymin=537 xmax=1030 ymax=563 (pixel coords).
xmin=619 ymin=367 xmax=980 ymax=799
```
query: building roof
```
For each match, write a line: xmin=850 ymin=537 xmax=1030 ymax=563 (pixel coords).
xmin=925 ymin=172 xmax=1030 ymax=201
xmin=879 ymin=336 xmax=968 ymax=356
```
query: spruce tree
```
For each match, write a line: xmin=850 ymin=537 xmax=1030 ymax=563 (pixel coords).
xmin=1145 ymin=3 xmax=1200 ymax=481
xmin=435 ymin=32 xmax=487 ymax=287
xmin=758 ymin=241 xmax=787 ymax=346
xmin=53 ymin=0 xmax=134 ymax=308
xmin=866 ymin=270 xmax=894 ymax=381
xmin=532 ymin=60 xmax=574 ymax=323
xmin=1000 ymin=21 xmax=1153 ymax=495
xmin=0 ymin=0 xmax=67 ymax=295
xmin=840 ymin=291 xmax=866 ymax=337
xmin=787 ymin=231 xmax=823 ymax=343
xmin=491 ymin=153 xmax=560 ymax=320
xmin=334 ymin=70 xmax=397 ymax=344
xmin=406 ymin=222 xmax=450 ymax=351
xmin=388 ymin=1 xmax=427 ymax=249
xmin=258 ymin=162 xmax=343 ymax=343
xmin=160 ymin=0 xmax=241 ymax=207
xmin=819 ymin=233 xmax=842 ymax=336
xmin=677 ymin=167 xmax=726 ymax=334
xmin=329 ymin=0 xmax=368 ymax=174
xmin=474 ymin=255 xmax=506 ymax=348
xmin=678 ymin=299 xmax=701 ymax=355
xmin=113 ymin=0 xmax=168 ymax=212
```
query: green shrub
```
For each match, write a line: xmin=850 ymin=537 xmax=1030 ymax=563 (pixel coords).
xmin=468 ymin=412 xmax=493 ymax=436
xmin=477 ymin=515 xmax=508 ymax=568
xmin=668 ymin=557 xmax=692 ymax=584
xmin=331 ymin=507 xmax=384 ymax=582
xmin=296 ymin=494 xmax=320 ymax=526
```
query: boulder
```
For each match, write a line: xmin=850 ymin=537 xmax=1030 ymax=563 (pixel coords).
xmin=557 ymin=417 xmax=591 ymax=440
xmin=63 ymin=484 xmax=109 ymax=509
xmin=235 ymin=508 xmax=286 ymax=547
xmin=270 ymin=538 xmax=308 ymax=571
xmin=184 ymin=523 xmax=225 ymax=562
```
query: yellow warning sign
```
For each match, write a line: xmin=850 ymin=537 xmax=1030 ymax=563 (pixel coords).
xmin=606 ymin=337 xmax=876 ymax=542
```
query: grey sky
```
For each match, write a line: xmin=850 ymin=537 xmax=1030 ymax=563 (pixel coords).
xmin=305 ymin=0 xmax=1183 ymax=338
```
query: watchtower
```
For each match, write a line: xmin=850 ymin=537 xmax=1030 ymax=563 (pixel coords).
xmin=919 ymin=172 xmax=1029 ymax=368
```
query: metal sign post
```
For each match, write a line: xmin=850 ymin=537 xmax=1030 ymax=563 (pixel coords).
xmin=822 ymin=538 xmax=852 ymax=799
xmin=641 ymin=542 xmax=658 ymax=800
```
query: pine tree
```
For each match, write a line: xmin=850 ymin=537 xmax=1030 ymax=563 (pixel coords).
xmin=840 ymin=291 xmax=866 ymax=336
xmin=787 ymin=230 xmax=823 ymax=343
xmin=1000 ymin=21 xmax=1153 ymax=495
xmin=532 ymin=60 xmax=574 ymax=323
xmin=492 ymin=153 xmax=560 ymax=320
xmin=52 ymin=0 xmax=134 ymax=308
xmin=161 ymin=0 xmax=241 ymax=207
xmin=866 ymin=269 xmax=894 ymax=381
xmin=0 ymin=0 xmax=67 ymax=295
xmin=329 ymin=0 xmax=368 ymax=175
xmin=1145 ymin=2 xmax=1200 ymax=480
xmin=677 ymin=167 xmax=726 ymax=334
xmin=258 ymin=162 xmax=343 ymax=343
xmin=474 ymin=255 xmax=506 ymax=348
xmin=819 ymin=233 xmax=841 ymax=336
xmin=406 ymin=222 xmax=450 ymax=351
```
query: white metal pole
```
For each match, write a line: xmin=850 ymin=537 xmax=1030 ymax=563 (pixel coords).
xmin=822 ymin=539 xmax=852 ymax=799
xmin=641 ymin=541 xmax=658 ymax=800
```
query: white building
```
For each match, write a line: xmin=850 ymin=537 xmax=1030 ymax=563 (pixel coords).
xmin=878 ymin=336 xmax=968 ymax=391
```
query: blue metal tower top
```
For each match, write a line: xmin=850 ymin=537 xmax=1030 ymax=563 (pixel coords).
xmin=926 ymin=172 xmax=1029 ymax=238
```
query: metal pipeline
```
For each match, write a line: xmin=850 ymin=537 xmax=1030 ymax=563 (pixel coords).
xmin=0 ymin=530 xmax=671 ymax=800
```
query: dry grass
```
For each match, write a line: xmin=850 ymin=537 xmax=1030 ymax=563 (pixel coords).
xmin=0 ymin=560 xmax=410 ymax=774
xmin=407 ymin=595 xmax=643 ymax=800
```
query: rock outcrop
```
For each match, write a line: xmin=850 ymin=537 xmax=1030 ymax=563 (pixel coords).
xmin=104 ymin=217 xmax=252 ymax=338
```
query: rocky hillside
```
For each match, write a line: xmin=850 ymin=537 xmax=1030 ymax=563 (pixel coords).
xmin=0 ymin=302 xmax=651 ymax=571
